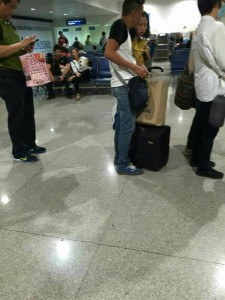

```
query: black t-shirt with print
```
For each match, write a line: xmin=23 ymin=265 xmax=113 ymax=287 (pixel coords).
xmin=46 ymin=56 xmax=69 ymax=75
xmin=108 ymin=19 xmax=128 ymax=46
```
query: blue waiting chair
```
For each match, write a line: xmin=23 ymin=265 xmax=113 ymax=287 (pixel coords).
xmin=89 ymin=57 xmax=98 ymax=78
xmin=170 ymin=49 xmax=190 ymax=84
xmin=98 ymin=57 xmax=111 ymax=78
xmin=94 ymin=57 xmax=111 ymax=91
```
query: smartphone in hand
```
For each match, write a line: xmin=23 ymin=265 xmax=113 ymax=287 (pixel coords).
xmin=29 ymin=39 xmax=39 ymax=46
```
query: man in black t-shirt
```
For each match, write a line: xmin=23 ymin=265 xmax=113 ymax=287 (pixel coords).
xmin=46 ymin=45 xmax=72 ymax=100
xmin=105 ymin=0 xmax=148 ymax=176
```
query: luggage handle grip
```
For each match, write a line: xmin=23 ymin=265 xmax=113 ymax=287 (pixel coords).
xmin=148 ymin=66 xmax=164 ymax=72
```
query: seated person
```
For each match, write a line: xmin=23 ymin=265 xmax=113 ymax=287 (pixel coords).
xmin=78 ymin=45 xmax=87 ymax=55
xmin=174 ymin=33 xmax=192 ymax=50
xmin=46 ymin=45 xmax=73 ymax=100
xmin=92 ymin=45 xmax=98 ymax=52
xmin=88 ymin=45 xmax=102 ymax=56
xmin=73 ymin=37 xmax=83 ymax=50
xmin=68 ymin=48 xmax=91 ymax=100
xmin=61 ymin=46 xmax=71 ymax=58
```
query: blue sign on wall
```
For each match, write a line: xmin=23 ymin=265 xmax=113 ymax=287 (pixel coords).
xmin=34 ymin=40 xmax=52 ymax=51
xmin=66 ymin=19 xmax=86 ymax=26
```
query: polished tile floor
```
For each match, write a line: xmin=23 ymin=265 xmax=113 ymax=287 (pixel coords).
xmin=1 ymin=81 xmax=225 ymax=300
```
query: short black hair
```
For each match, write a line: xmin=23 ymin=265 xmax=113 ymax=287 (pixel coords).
xmin=122 ymin=0 xmax=145 ymax=16
xmin=198 ymin=0 xmax=222 ymax=15
xmin=61 ymin=46 xmax=68 ymax=53
xmin=102 ymin=31 xmax=106 ymax=35
xmin=2 ymin=0 xmax=20 ymax=4
xmin=53 ymin=44 xmax=62 ymax=52
xmin=58 ymin=31 xmax=63 ymax=35
xmin=3 ymin=0 xmax=20 ymax=3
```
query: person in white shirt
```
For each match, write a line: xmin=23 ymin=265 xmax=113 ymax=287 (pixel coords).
xmin=68 ymin=48 xmax=91 ymax=100
xmin=188 ymin=0 xmax=225 ymax=179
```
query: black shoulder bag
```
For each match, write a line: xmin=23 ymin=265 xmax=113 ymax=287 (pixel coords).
xmin=112 ymin=64 xmax=148 ymax=111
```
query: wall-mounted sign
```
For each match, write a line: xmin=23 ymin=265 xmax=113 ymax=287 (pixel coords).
xmin=89 ymin=26 xmax=95 ymax=30
xmin=66 ymin=19 xmax=86 ymax=26
xmin=34 ymin=40 xmax=52 ymax=51
xmin=75 ymin=28 xmax=82 ymax=31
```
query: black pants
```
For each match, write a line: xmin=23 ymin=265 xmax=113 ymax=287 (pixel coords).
xmin=187 ymin=113 xmax=197 ymax=150
xmin=71 ymin=69 xmax=91 ymax=93
xmin=45 ymin=79 xmax=72 ymax=96
xmin=0 ymin=73 xmax=36 ymax=157
xmin=191 ymin=99 xmax=219 ymax=169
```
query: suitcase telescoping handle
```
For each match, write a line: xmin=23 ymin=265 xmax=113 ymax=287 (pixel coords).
xmin=148 ymin=66 xmax=164 ymax=72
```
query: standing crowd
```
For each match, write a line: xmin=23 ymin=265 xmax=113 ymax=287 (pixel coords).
xmin=1 ymin=0 xmax=225 ymax=182
xmin=105 ymin=0 xmax=225 ymax=179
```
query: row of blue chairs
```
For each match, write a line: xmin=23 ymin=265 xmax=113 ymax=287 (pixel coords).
xmin=84 ymin=50 xmax=190 ymax=90
xmin=88 ymin=49 xmax=190 ymax=80
xmin=79 ymin=56 xmax=111 ymax=90
xmin=42 ymin=50 xmax=189 ymax=94
xmin=84 ymin=51 xmax=105 ymax=57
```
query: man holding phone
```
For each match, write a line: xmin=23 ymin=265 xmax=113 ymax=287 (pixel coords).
xmin=0 ymin=0 xmax=46 ymax=163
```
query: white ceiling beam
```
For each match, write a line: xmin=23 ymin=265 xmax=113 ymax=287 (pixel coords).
xmin=75 ymin=0 xmax=120 ymax=14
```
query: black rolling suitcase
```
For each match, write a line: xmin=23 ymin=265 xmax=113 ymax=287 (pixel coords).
xmin=129 ymin=123 xmax=171 ymax=171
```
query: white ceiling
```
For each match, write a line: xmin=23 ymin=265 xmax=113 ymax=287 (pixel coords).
xmin=15 ymin=0 xmax=120 ymax=20
xmin=14 ymin=0 xmax=186 ymax=23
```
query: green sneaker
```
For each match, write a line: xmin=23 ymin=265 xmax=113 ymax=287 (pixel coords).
xmin=13 ymin=155 xmax=38 ymax=163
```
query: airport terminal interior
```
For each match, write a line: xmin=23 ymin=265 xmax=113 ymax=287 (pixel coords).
xmin=1 ymin=0 xmax=225 ymax=299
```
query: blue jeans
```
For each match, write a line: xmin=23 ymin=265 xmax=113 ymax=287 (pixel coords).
xmin=112 ymin=86 xmax=136 ymax=167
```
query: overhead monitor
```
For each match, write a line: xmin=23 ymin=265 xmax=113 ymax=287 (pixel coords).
xmin=66 ymin=19 xmax=86 ymax=26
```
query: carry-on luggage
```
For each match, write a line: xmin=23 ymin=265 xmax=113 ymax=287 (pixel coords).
xmin=136 ymin=66 xmax=169 ymax=126
xmin=129 ymin=123 xmax=171 ymax=171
